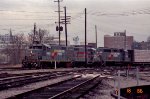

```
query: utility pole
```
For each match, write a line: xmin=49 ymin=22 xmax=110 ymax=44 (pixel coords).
xmin=54 ymin=0 xmax=63 ymax=45
xmin=33 ymin=23 xmax=36 ymax=44
xmin=124 ymin=30 xmax=126 ymax=50
xmin=39 ymin=28 xmax=41 ymax=43
xmin=61 ymin=6 xmax=71 ymax=46
xmin=9 ymin=28 xmax=13 ymax=43
xmin=85 ymin=8 xmax=87 ymax=67
xmin=64 ymin=6 xmax=68 ymax=46
xmin=136 ymin=67 xmax=139 ymax=86
xmin=95 ymin=25 xmax=98 ymax=48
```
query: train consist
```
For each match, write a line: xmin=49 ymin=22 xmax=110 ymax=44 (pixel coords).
xmin=22 ymin=43 xmax=150 ymax=68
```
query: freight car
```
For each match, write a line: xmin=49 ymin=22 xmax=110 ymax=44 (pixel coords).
xmin=130 ymin=50 xmax=150 ymax=66
xmin=22 ymin=44 xmax=100 ymax=68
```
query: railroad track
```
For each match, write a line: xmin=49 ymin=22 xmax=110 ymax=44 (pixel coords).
xmin=0 ymin=71 xmax=55 ymax=79
xmin=0 ymin=67 xmax=26 ymax=72
xmin=0 ymin=68 xmax=91 ymax=79
xmin=0 ymin=71 xmax=70 ymax=91
xmin=8 ymin=74 xmax=105 ymax=99
xmin=0 ymin=68 xmax=94 ymax=91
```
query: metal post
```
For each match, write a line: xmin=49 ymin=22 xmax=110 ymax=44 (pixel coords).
xmin=136 ymin=67 xmax=139 ymax=86
xmin=124 ymin=30 xmax=126 ymax=50
xmin=127 ymin=68 xmax=129 ymax=79
xmin=114 ymin=78 xmax=116 ymax=91
xmin=126 ymin=66 xmax=129 ymax=87
xmin=95 ymin=25 xmax=97 ymax=48
xmin=127 ymin=65 xmax=129 ymax=79
xmin=85 ymin=8 xmax=87 ymax=67
xmin=118 ymin=70 xmax=120 ymax=99
xmin=55 ymin=61 xmax=57 ymax=69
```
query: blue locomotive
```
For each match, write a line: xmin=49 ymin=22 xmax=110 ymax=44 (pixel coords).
xmin=22 ymin=43 xmax=132 ymax=68
xmin=97 ymin=47 xmax=132 ymax=66
xmin=22 ymin=43 xmax=100 ymax=68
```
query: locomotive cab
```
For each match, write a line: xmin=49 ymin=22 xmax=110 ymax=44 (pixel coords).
xmin=22 ymin=44 xmax=50 ymax=68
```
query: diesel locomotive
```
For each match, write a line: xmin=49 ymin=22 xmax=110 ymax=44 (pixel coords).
xmin=22 ymin=43 xmax=133 ymax=68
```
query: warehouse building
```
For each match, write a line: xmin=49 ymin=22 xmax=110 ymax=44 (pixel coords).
xmin=104 ymin=31 xmax=133 ymax=50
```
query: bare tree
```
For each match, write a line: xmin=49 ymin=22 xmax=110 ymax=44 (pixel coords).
xmin=14 ymin=33 xmax=26 ymax=64
xmin=28 ymin=32 xmax=34 ymax=43
xmin=28 ymin=28 xmax=49 ymax=44
xmin=1 ymin=33 xmax=26 ymax=64
xmin=39 ymin=29 xmax=49 ymax=43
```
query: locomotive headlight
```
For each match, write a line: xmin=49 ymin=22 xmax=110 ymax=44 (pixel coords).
xmin=34 ymin=63 xmax=37 ymax=66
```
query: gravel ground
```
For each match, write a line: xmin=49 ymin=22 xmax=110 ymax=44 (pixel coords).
xmin=0 ymin=64 xmax=21 ymax=68
xmin=1 ymin=67 xmax=150 ymax=99
xmin=80 ymin=78 xmax=115 ymax=99
xmin=81 ymin=69 xmax=150 ymax=99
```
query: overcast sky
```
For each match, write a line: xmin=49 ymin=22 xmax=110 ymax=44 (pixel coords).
xmin=0 ymin=0 xmax=150 ymax=46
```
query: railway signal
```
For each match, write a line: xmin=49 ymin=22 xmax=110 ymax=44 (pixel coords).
xmin=56 ymin=26 xmax=63 ymax=31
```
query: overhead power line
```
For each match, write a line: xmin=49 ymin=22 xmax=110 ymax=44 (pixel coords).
xmin=87 ymin=9 xmax=150 ymax=17
xmin=0 ymin=10 xmax=54 ymax=14
xmin=0 ymin=19 xmax=56 ymax=20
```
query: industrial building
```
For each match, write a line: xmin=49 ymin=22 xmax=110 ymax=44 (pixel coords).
xmin=104 ymin=31 xmax=133 ymax=50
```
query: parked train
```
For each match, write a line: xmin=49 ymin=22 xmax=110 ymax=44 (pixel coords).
xmin=22 ymin=43 xmax=150 ymax=68
xmin=22 ymin=43 xmax=100 ymax=68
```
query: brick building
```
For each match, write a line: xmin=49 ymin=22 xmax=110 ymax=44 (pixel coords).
xmin=104 ymin=32 xmax=133 ymax=50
